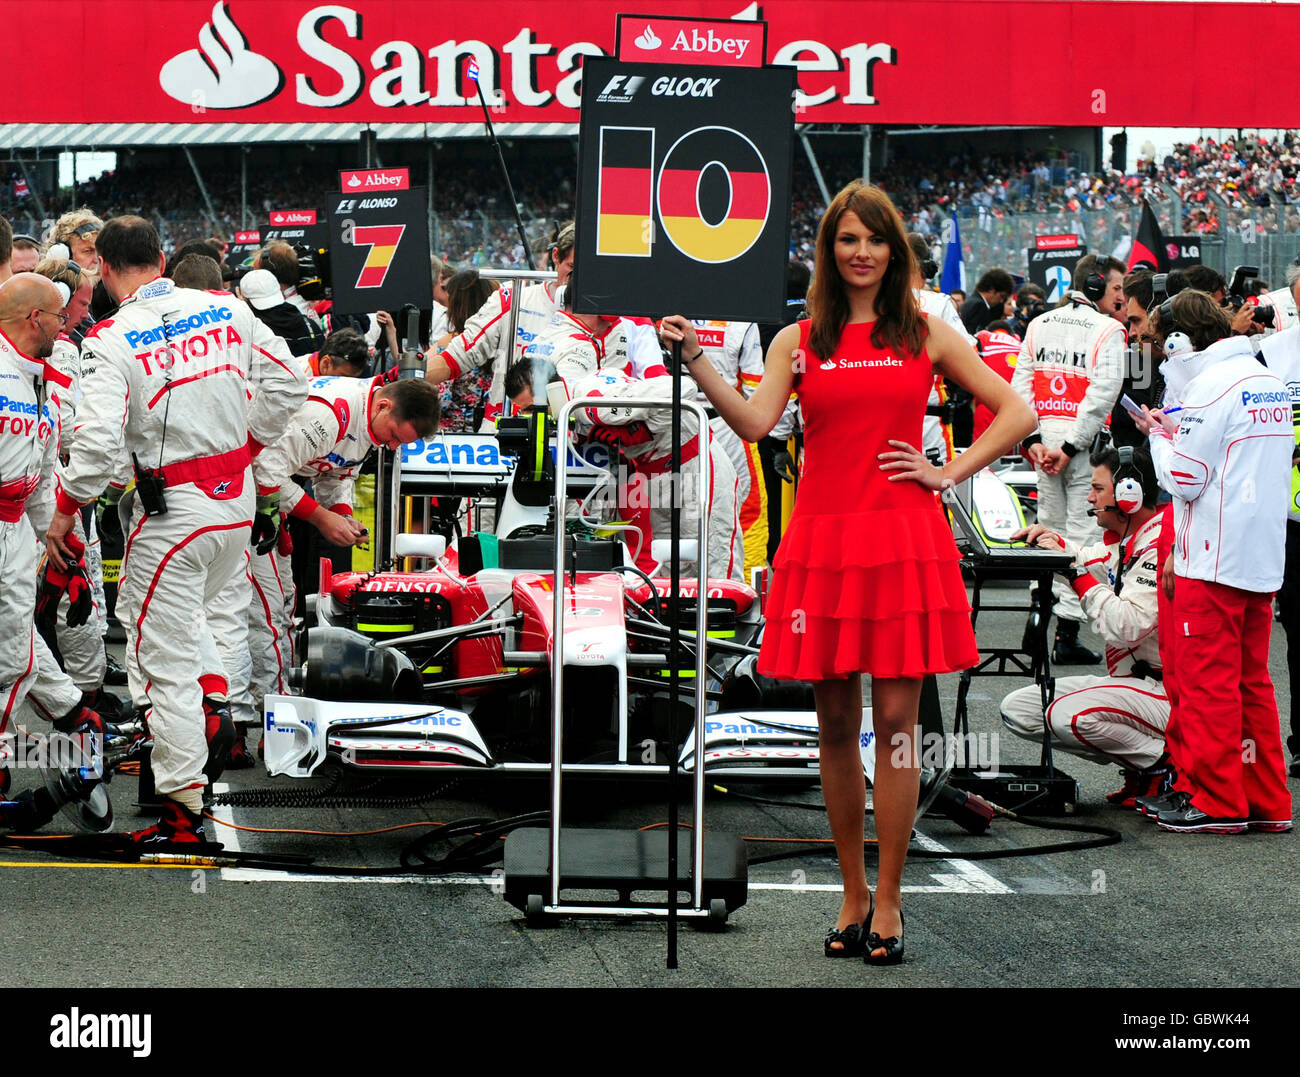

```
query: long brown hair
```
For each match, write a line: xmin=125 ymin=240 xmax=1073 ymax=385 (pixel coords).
xmin=806 ymin=181 xmax=926 ymax=361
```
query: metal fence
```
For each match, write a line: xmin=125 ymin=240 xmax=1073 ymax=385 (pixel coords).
xmin=957 ymin=193 xmax=1300 ymax=289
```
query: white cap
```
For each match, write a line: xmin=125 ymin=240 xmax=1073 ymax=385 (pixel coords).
xmin=240 ymin=269 xmax=283 ymax=311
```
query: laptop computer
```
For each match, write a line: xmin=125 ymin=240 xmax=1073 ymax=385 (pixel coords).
xmin=942 ymin=485 xmax=1074 ymax=569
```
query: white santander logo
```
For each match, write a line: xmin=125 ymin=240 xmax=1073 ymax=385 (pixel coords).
xmin=633 ymin=26 xmax=662 ymax=50
xmin=159 ymin=1 xmax=283 ymax=109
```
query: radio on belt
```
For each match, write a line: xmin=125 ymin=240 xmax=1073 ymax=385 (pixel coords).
xmin=131 ymin=453 xmax=168 ymax=516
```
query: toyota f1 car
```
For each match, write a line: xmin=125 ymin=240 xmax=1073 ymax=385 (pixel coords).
xmin=265 ymin=411 xmax=868 ymax=783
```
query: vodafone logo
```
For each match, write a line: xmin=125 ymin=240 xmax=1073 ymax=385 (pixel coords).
xmin=339 ymin=168 xmax=410 ymax=192
xmin=159 ymin=1 xmax=283 ymax=109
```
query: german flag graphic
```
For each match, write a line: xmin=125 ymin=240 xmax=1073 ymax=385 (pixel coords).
xmin=598 ymin=127 xmax=655 ymax=257
xmin=658 ymin=126 xmax=769 ymax=264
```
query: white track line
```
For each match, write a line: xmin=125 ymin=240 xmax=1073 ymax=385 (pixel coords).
xmin=213 ymin=784 xmax=1014 ymax=894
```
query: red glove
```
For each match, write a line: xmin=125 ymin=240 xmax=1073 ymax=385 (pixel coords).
xmin=36 ymin=533 xmax=93 ymax=632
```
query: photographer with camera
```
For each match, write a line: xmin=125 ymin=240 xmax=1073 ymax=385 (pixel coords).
xmin=258 ymin=241 xmax=325 ymax=335
xmin=1011 ymin=283 xmax=1047 ymax=338
xmin=238 ymin=268 xmax=322 ymax=359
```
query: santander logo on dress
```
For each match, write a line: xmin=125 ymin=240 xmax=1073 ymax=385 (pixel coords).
xmin=158 ymin=1 xmax=283 ymax=110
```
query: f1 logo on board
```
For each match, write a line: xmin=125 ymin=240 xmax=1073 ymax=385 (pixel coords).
xmin=597 ymin=75 xmax=646 ymax=104
xmin=339 ymin=168 xmax=410 ymax=192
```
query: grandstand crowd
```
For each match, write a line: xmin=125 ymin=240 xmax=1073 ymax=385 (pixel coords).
xmin=6 ymin=131 xmax=1300 ymax=274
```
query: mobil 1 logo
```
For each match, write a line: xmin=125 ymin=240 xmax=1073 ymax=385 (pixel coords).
xmin=328 ymin=185 xmax=432 ymax=315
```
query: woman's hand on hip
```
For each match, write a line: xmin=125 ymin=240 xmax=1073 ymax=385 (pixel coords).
xmin=878 ymin=440 xmax=955 ymax=491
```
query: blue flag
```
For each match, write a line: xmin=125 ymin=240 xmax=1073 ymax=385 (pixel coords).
xmin=940 ymin=211 xmax=966 ymax=294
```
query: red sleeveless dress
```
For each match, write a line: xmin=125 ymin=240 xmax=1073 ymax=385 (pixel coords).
xmin=757 ymin=320 xmax=978 ymax=681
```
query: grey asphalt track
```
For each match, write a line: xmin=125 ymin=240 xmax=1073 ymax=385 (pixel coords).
xmin=3 ymin=584 xmax=1296 ymax=993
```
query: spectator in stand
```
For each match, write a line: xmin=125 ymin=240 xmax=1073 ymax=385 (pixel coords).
xmin=10 ymin=234 xmax=39 ymax=274
xmin=960 ymin=269 xmax=1015 ymax=334
xmin=948 ymin=287 xmax=966 ymax=309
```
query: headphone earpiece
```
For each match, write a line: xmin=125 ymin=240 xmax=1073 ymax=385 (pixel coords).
xmin=54 ymin=281 xmax=71 ymax=307
xmin=1082 ymin=265 xmax=1107 ymax=302
xmin=1113 ymin=444 xmax=1145 ymax=514
xmin=1154 ymin=297 xmax=1193 ymax=359
xmin=1164 ymin=331 xmax=1193 ymax=358
xmin=48 ymin=242 xmax=72 ymax=262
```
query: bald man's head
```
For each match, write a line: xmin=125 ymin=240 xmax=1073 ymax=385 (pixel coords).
xmin=0 ymin=272 xmax=67 ymax=359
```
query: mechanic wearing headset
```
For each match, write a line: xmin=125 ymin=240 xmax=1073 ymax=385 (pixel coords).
xmin=1011 ymin=253 xmax=1128 ymax=665
xmin=1001 ymin=445 xmax=1173 ymax=807
xmin=1132 ymin=290 xmax=1293 ymax=834
xmin=504 ymin=358 xmax=743 ymax=581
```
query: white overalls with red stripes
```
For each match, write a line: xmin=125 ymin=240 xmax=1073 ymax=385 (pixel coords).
xmin=56 ymin=279 xmax=306 ymax=799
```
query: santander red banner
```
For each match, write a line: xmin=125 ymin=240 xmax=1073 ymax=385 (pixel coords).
xmin=11 ymin=0 xmax=1300 ymax=126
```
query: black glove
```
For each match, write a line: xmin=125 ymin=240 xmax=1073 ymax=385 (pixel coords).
xmin=770 ymin=443 xmax=796 ymax=483
xmin=251 ymin=491 xmax=281 ymax=556
xmin=36 ymin=534 xmax=93 ymax=633
xmin=95 ymin=484 xmax=125 ymax=545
